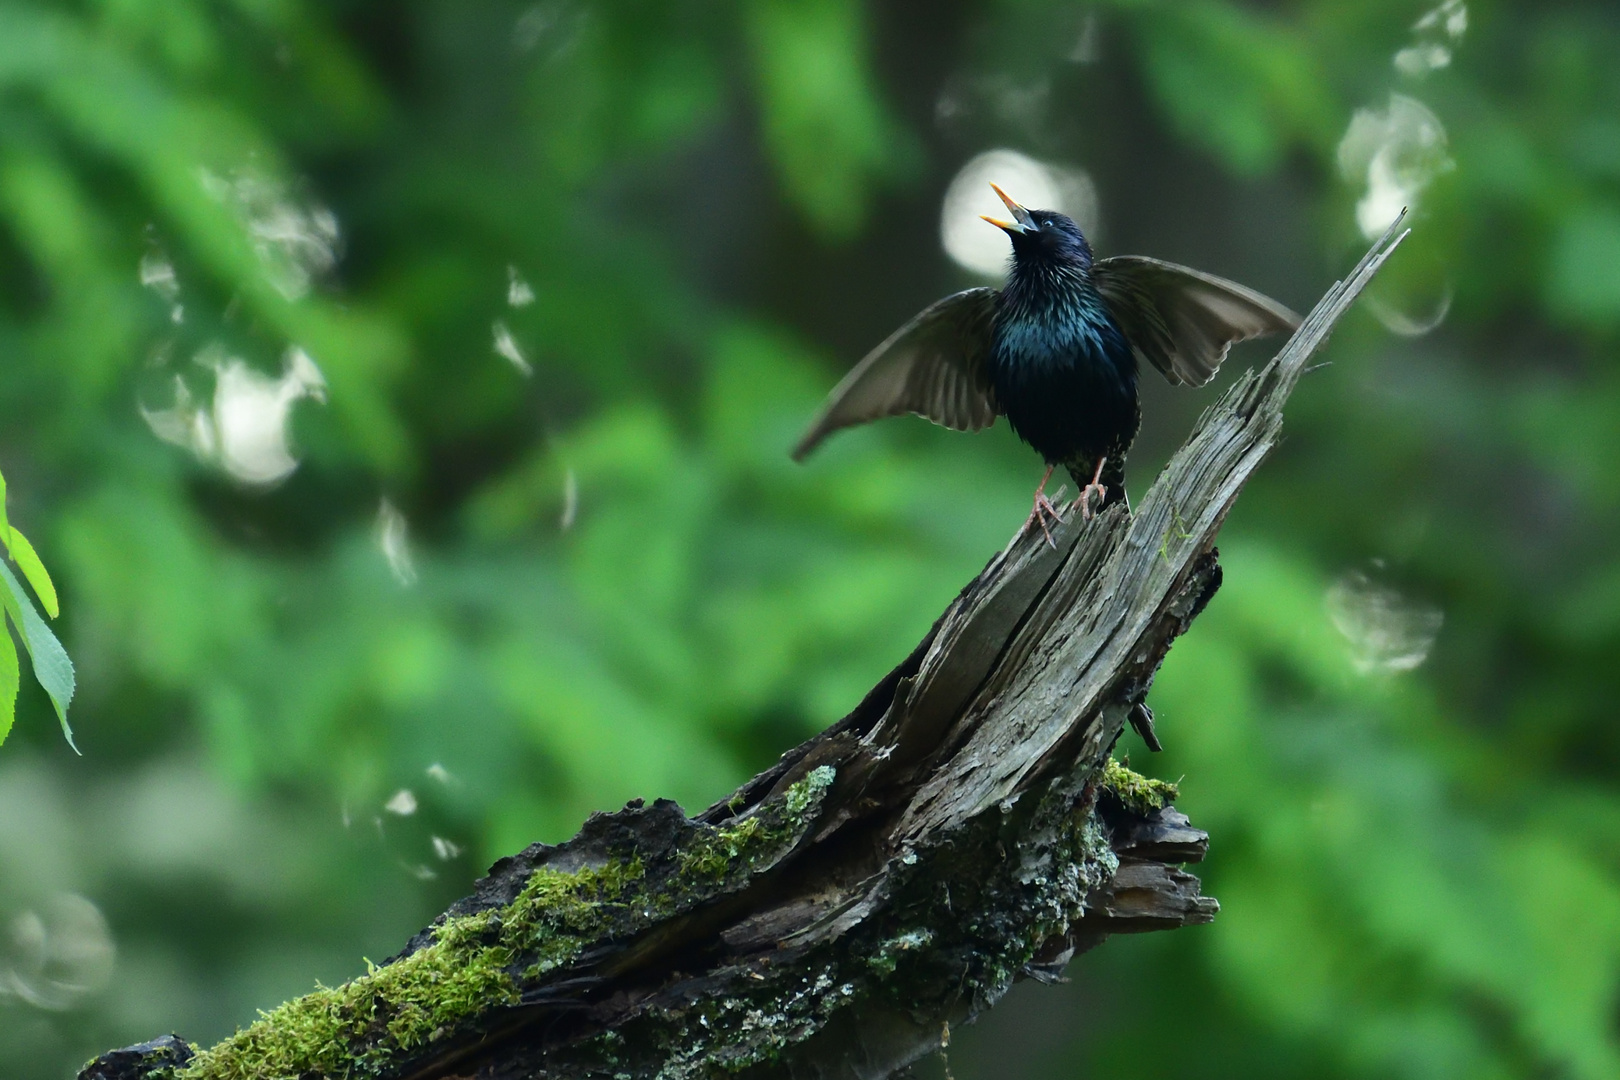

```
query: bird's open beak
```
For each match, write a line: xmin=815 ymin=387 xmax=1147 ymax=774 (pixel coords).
xmin=980 ymin=182 xmax=1036 ymax=234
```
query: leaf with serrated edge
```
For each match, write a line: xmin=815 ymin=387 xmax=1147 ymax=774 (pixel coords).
xmin=0 ymin=560 xmax=75 ymax=752
xmin=4 ymin=526 xmax=58 ymax=618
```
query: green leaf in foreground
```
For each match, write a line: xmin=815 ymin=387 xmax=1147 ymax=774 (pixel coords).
xmin=4 ymin=525 xmax=60 ymax=618
xmin=0 ymin=559 xmax=76 ymax=752
xmin=0 ymin=628 xmax=17 ymax=746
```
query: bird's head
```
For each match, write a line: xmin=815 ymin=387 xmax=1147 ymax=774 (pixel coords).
xmin=981 ymin=183 xmax=1093 ymax=270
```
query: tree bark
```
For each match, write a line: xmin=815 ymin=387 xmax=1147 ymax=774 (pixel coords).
xmin=80 ymin=221 xmax=1405 ymax=1080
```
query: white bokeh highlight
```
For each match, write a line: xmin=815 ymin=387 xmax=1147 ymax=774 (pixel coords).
xmin=2 ymin=893 xmax=115 ymax=1010
xmin=198 ymin=167 xmax=340 ymax=302
xmin=376 ymin=499 xmax=418 ymax=587
xmin=383 ymin=788 xmax=418 ymax=816
xmin=1326 ymin=568 xmax=1444 ymax=676
xmin=492 ymin=319 xmax=532 ymax=376
xmin=1395 ymin=1 xmax=1467 ymax=77
xmin=507 ymin=265 xmax=535 ymax=307
xmin=1337 ymin=94 xmax=1453 ymax=240
xmin=141 ymin=345 xmax=328 ymax=486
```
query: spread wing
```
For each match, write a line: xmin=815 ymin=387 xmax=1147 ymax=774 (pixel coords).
xmin=792 ymin=288 xmax=1000 ymax=460
xmin=1093 ymin=256 xmax=1301 ymax=387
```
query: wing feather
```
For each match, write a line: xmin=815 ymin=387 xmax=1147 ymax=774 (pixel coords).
xmin=792 ymin=288 xmax=999 ymax=460
xmin=1093 ymin=256 xmax=1300 ymax=387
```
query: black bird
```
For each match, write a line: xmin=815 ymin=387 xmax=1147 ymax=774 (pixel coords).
xmin=793 ymin=184 xmax=1300 ymax=540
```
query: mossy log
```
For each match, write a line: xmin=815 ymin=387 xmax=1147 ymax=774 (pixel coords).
xmin=81 ymin=223 xmax=1404 ymax=1080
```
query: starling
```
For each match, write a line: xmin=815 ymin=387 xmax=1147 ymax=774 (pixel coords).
xmin=793 ymin=184 xmax=1300 ymax=540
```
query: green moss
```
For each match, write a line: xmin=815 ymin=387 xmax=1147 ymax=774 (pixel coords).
xmin=507 ymin=856 xmax=647 ymax=977
xmin=679 ymin=815 xmax=765 ymax=881
xmin=678 ymin=765 xmax=836 ymax=884
xmin=177 ymin=915 xmax=518 ymax=1080
xmin=171 ymin=767 xmax=840 ymax=1080
xmin=176 ymin=860 xmax=642 ymax=1080
xmin=1101 ymin=757 xmax=1178 ymax=815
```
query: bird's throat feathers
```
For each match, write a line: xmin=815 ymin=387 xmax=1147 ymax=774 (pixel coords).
xmin=1002 ymin=224 xmax=1099 ymax=316
xmin=1003 ymin=256 xmax=1092 ymax=317
xmin=1000 ymin=238 xmax=1117 ymax=348
xmin=995 ymin=225 xmax=1136 ymax=390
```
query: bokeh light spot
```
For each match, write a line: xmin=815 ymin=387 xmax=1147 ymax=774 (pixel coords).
xmin=1338 ymin=94 xmax=1453 ymax=240
xmin=1326 ymin=567 xmax=1444 ymax=675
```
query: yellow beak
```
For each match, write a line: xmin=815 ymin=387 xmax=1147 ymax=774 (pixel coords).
xmin=980 ymin=182 xmax=1034 ymax=233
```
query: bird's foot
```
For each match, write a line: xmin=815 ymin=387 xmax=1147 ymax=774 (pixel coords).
xmin=1023 ymin=491 xmax=1069 ymax=549
xmin=1073 ymin=482 xmax=1108 ymax=521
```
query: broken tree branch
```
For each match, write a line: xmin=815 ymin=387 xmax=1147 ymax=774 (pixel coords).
xmin=81 ymin=220 xmax=1405 ymax=1080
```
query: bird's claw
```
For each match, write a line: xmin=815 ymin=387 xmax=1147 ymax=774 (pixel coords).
xmin=1024 ymin=491 xmax=1068 ymax=549
xmin=1074 ymin=482 xmax=1108 ymax=521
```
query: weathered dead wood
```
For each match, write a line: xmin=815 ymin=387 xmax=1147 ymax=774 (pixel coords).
xmin=79 ymin=222 xmax=1404 ymax=1080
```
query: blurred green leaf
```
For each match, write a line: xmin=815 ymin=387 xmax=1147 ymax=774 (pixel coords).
xmin=744 ymin=0 xmax=902 ymax=237
xmin=1135 ymin=1 xmax=1335 ymax=175
xmin=1545 ymin=205 xmax=1620 ymax=326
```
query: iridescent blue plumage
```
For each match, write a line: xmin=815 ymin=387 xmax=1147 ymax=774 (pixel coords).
xmin=988 ymin=209 xmax=1139 ymax=510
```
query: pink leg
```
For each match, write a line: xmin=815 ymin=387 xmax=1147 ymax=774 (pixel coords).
xmin=1073 ymin=457 xmax=1108 ymax=521
xmin=1022 ymin=464 xmax=1067 ymax=548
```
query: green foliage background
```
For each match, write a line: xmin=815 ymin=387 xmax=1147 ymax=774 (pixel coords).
xmin=3 ymin=2 xmax=1619 ymax=1078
